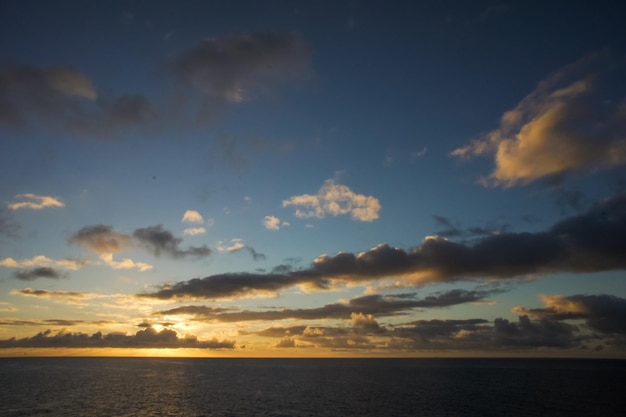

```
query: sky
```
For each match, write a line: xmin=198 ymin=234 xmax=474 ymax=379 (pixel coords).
xmin=1 ymin=0 xmax=626 ymax=358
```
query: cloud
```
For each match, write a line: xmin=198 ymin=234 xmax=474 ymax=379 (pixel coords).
xmin=452 ymin=52 xmax=626 ymax=187
xmin=133 ymin=225 xmax=211 ymax=258
xmin=11 ymin=288 xmax=90 ymax=300
xmin=283 ymin=179 xmax=381 ymax=222
xmin=14 ymin=267 xmax=66 ymax=281
xmin=182 ymin=210 xmax=204 ymax=224
xmin=0 ymin=65 xmax=154 ymax=137
xmin=350 ymin=312 xmax=380 ymax=330
xmin=0 ymin=255 xmax=91 ymax=270
xmin=263 ymin=215 xmax=287 ymax=230
xmin=153 ymin=289 xmax=494 ymax=319
xmin=69 ymin=224 xmax=211 ymax=259
xmin=513 ymin=294 xmax=626 ymax=335
xmin=69 ymin=225 xmax=134 ymax=254
xmin=99 ymin=253 xmax=153 ymax=272
xmin=140 ymin=193 xmax=626 ymax=300
xmin=0 ymin=319 xmax=111 ymax=327
xmin=7 ymin=193 xmax=64 ymax=210
xmin=171 ymin=30 xmax=312 ymax=122
xmin=216 ymin=239 xmax=266 ymax=261
xmin=183 ymin=227 xmax=207 ymax=236
xmin=0 ymin=327 xmax=235 ymax=349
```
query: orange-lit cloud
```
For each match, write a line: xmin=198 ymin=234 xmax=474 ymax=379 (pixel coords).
xmin=452 ymin=53 xmax=626 ymax=186
xmin=7 ymin=193 xmax=64 ymax=210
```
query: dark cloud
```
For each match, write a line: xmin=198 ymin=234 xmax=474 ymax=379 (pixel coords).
xmin=492 ymin=316 xmax=579 ymax=348
xmin=154 ymin=290 xmax=494 ymax=321
xmin=69 ymin=224 xmax=210 ymax=259
xmin=247 ymin=315 xmax=614 ymax=352
xmin=0 ymin=65 xmax=155 ymax=138
xmin=13 ymin=288 xmax=89 ymax=299
xmin=69 ymin=224 xmax=134 ymax=254
xmin=0 ymin=327 xmax=235 ymax=349
xmin=140 ymin=193 xmax=626 ymax=300
xmin=133 ymin=225 xmax=211 ymax=258
xmin=14 ymin=267 xmax=65 ymax=281
xmin=514 ymin=294 xmax=626 ymax=335
xmin=171 ymin=30 xmax=312 ymax=122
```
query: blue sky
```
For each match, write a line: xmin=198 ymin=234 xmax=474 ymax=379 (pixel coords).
xmin=1 ymin=0 xmax=626 ymax=357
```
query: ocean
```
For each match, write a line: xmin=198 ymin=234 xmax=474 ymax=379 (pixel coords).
xmin=1 ymin=357 xmax=624 ymax=416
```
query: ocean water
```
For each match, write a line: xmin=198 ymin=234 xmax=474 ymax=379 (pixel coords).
xmin=0 ymin=358 xmax=624 ymax=416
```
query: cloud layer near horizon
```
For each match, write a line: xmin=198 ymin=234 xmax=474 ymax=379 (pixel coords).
xmin=140 ymin=192 xmax=626 ymax=300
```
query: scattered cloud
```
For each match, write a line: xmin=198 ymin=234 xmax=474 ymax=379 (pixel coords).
xmin=0 ymin=327 xmax=235 ymax=349
xmin=7 ymin=193 xmax=64 ymax=210
xmin=452 ymin=52 xmax=626 ymax=187
xmin=182 ymin=210 xmax=204 ymax=224
xmin=283 ymin=179 xmax=381 ymax=222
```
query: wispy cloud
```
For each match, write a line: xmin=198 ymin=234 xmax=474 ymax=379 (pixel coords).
xmin=0 ymin=65 xmax=154 ymax=137
xmin=452 ymin=52 xmax=626 ymax=187
xmin=171 ymin=30 xmax=312 ymax=122
xmin=155 ymin=289 xmax=496 ymax=321
xmin=283 ymin=179 xmax=381 ymax=222
xmin=7 ymin=193 xmax=64 ymax=210
xmin=183 ymin=227 xmax=207 ymax=236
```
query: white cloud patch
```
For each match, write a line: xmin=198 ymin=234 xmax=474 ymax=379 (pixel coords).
xmin=263 ymin=215 xmax=288 ymax=231
xmin=283 ymin=179 xmax=381 ymax=222
xmin=182 ymin=210 xmax=204 ymax=224
xmin=451 ymin=53 xmax=626 ymax=187
xmin=8 ymin=194 xmax=64 ymax=210
xmin=183 ymin=227 xmax=207 ymax=236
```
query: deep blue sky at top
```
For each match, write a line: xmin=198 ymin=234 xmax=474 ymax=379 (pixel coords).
xmin=1 ymin=0 xmax=625 ymax=285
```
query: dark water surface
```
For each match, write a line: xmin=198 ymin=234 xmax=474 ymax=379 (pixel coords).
xmin=1 ymin=357 xmax=624 ymax=416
